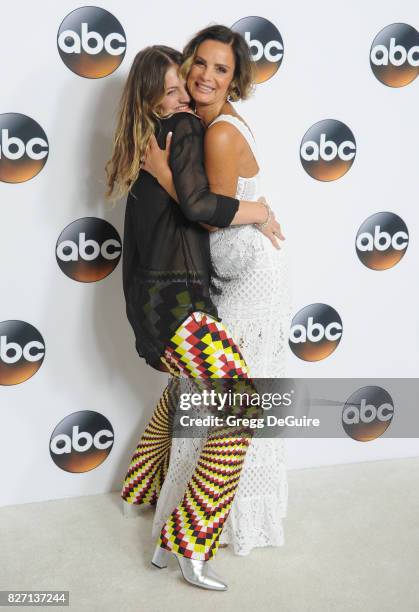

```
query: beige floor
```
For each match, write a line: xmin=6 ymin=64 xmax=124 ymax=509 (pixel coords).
xmin=1 ymin=456 xmax=418 ymax=612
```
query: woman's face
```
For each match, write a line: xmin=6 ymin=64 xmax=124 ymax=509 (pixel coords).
xmin=187 ymin=39 xmax=235 ymax=107
xmin=157 ymin=64 xmax=191 ymax=115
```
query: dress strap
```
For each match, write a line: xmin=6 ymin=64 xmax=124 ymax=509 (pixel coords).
xmin=209 ymin=114 xmax=259 ymax=164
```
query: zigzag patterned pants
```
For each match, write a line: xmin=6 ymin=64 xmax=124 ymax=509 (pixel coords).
xmin=121 ymin=311 xmax=262 ymax=561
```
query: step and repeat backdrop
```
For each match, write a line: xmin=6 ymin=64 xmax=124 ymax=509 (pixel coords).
xmin=1 ymin=1 xmax=418 ymax=506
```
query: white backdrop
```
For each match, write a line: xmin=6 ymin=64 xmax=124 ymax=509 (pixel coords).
xmin=1 ymin=0 xmax=418 ymax=507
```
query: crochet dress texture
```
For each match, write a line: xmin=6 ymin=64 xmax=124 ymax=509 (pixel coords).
xmin=151 ymin=114 xmax=293 ymax=555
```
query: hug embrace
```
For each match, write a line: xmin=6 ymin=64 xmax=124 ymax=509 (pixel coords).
xmin=105 ymin=24 xmax=292 ymax=591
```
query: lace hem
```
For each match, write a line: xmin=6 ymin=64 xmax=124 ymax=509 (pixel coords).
xmin=151 ymin=437 xmax=288 ymax=556
xmin=218 ymin=492 xmax=287 ymax=556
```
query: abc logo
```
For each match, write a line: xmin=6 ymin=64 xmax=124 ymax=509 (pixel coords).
xmin=356 ymin=212 xmax=409 ymax=270
xmin=0 ymin=320 xmax=45 ymax=385
xmin=0 ymin=113 xmax=49 ymax=183
xmin=231 ymin=16 xmax=283 ymax=83
xmin=370 ymin=23 xmax=419 ymax=87
xmin=57 ymin=6 xmax=126 ymax=78
xmin=300 ymin=119 xmax=356 ymax=181
xmin=342 ymin=386 xmax=394 ymax=441
xmin=289 ymin=303 xmax=343 ymax=361
xmin=50 ymin=411 xmax=114 ymax=472
xmin=56 ymin=217 xmax=121 ymax=282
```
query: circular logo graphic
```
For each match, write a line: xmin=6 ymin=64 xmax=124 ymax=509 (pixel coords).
xmin=231 ymin=16 xmax=284 ymax=83
xmin=0 ymin=320 xmax=45 ymax=385
xmin=370 ymin=23 xmax=419 ymax=87
xmin=50 ymin=411 xmax=114 ymax=473
xmin=57 ymin=6 xmax=126 ymax=78
xmin=289 ymin=303 xmax=343 ymax=361
xmin=0 ymin=113 xmax=49 ymax=183
xmin=56 ymin=217 xmax=122 ymax=282
xmin=300 ymin=119 xmax=356 ymax=181
xmin=342 ymin=386 xmax=394 ymax=441
xmin=356 ymin=212 xmax=409 ymax=270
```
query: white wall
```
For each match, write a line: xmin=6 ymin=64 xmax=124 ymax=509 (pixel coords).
xmin=1 ymin=0 xmax=418 ymax=507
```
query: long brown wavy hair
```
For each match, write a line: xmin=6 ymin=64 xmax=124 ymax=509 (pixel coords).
xmin=105 ymin=45 xmax=182 ymax=202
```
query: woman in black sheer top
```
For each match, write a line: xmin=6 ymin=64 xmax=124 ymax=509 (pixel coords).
xmin=122 ymin=110 xmax=240 ymax=370
xmin=105 ymin=43 xmax=280 ymax=591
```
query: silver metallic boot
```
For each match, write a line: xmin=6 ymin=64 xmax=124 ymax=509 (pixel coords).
xmin=151 ymin=544 xmax=228 ymax=591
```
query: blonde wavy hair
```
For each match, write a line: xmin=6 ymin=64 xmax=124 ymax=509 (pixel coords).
xmin=180 ymin=24 xmax=255 ymax=102
xmin=105 ymin=45 xmax=182 ymax=202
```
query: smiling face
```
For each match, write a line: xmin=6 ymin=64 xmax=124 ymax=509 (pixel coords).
xmin=157 ymin=64 xmax=191 ymax=115
xmin=186 ymin=39 xmax=236 ymax=109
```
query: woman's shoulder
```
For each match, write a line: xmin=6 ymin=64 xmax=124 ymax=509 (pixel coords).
xmin=161 ymin=111 xmax=203 ymax=133
xmin=209 ymin=112 xmax=253 ymax=136
xmin=155 ymin=112 xmax=203 ymax=148
xmin=206 ymin=113 xmax=256 ymax=155
xmin=205 ymin=115 xmax=244 ymax=149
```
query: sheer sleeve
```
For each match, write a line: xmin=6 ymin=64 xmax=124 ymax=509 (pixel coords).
xmin=169 ymin=113 xmax=239 ymax=227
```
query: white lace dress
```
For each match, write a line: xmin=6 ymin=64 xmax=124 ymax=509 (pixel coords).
xmin=151 ymin=114 xmax=293 ymax=555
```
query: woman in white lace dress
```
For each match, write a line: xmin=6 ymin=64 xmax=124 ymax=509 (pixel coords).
xmin=144 ymin=25 xmax=293 ymax=556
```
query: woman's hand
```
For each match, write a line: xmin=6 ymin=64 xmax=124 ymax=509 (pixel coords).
xmin=142 ymin=131 xmax=218 ymax=235
xmin=142 ymin=133 xmax=179 ymax=202
xmin=142 ymin=133 xmax=172 ymax=185
xmin=256 ymin=197 xmax=286 ymax=250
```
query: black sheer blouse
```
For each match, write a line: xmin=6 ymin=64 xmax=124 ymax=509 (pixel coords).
xmin=122 ymin=112 xmax=240 ymax=370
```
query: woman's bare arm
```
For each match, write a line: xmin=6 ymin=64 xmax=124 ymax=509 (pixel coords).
xmin=142 ymin=122 xmax=283 ymax=246
xmin=204 ymin=121 xmax=285 ymax=244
